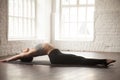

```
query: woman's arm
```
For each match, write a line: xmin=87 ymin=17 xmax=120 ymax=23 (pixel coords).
xmin=0 ymin=47 xmax=44 ymax=62
xmin=0 ymin=54 xmax=23 ymax=62
xmin=0 ymin=50 xmax=31 ymax=62
xmin=0 ymin=48 xmax=37 ymax=62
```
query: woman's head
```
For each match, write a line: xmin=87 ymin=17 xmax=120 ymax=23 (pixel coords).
xmin=20 ymin=57 xmax=33 ymax=62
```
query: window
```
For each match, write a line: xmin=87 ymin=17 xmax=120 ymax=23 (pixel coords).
xmin=8 ymin=0 xmax=35 ymax=40
xmin=55 ymin=0 xmax=95 ymax=41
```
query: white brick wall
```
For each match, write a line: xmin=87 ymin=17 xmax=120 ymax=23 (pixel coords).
xmin=0 ymin=0 xmax=120 ymax=57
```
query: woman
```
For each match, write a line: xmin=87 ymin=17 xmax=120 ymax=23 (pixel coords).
xmin=0 ymin=43 xmax=116 ymax=67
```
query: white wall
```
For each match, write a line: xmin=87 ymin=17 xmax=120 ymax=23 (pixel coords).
xmin=52 ymin=0 xmax=120 ymax=52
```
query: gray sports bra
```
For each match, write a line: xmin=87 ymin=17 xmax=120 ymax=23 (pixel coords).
xmin=34 ymin=44 xmax=46 ymax=56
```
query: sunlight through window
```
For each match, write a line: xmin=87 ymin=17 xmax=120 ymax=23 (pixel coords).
xmin=55 ymin=0 xmax=95 ymax=41
xmin=8 ymin=0 xmax=35 ymax=40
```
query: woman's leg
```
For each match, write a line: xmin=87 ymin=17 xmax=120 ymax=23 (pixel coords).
xmin=75 ymin=56 xmax=116 ymax=66
xmin=49 ymin=49 xmax=116 ymax=66
xmin=77 ymin=57 xmax=107 ymax=65
xmin=58 ymin=54 xmax=107 ymax=65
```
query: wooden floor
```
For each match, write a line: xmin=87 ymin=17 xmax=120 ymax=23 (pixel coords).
xmin=0 ymin=52 xmax=120 ymax=80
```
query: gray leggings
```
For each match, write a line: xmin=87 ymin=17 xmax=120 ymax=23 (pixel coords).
xmin=48 ymin=49 xmax=107 ymax=65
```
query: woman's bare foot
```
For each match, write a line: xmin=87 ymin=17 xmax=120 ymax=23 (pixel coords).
xmin=106 ymin=59 xmax=116 ymax=65
xmin=103 ymin=59 xmax=116 ymax=67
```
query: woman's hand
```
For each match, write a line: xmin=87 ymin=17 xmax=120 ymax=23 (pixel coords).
xmin=0 ymin=59 xmax=8 ymax=62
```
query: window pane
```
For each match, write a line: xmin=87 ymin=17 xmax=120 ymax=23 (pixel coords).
xmin=27 ymin=0 xmax=32 ymax=18
xmin=78 ymin=23 xmax=88 ymax=35
xmin=69 ymin=23 xmax=77 ymax=36
xmin=88 ymin=0 xmax=95 ymax=4
xmin=8 ymin=17 xmax=14 ymax=36
xmin=23 ymin=0 xmax=28 ymax=17
xmin=87 ymin=7 xmax=94 ymax=22
xmin=31 ymin=20 xmax=35 ymax=36
xmin=87 ymin=22 xmax=94 ymax=35
xmin=79 ymin=0 xmax=87 ymax=5
xmin=23 ymin=18 xmax=27 ymax=36
xmin=61 ymin=23 xmax=70 ymax=37
xmin=18 ymin=0 xmax=23 ymax=17
xmin=62 ymin=0 xmax=69 ymax=5
xmin=70 ymin=0 xmax=77 ymax=5
xmin=78 ymin=7 xmax=86 ymax=22
xmin=18 ymin=18 xmax=23 ymax=36
xmin=62 ymin=8 xmax=69 ymax=22
xmin=8 ymin=0 xmax=14 ymax=16
xmin=31 ymin=0 xmax=35 ymax=18
xmin=70 ymin=7 xmax=77 ymax=22
xmin=14 ymin=0 xmax=19 ymax=16
xmin=13 ymin=17 xmax=19 ymax=35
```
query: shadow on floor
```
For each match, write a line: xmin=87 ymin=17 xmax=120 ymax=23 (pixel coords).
xmin=8 ymin=60 xmax=110 ymax=68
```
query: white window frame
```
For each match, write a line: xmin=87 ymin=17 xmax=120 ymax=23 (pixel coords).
xmin=8 ymin=0 xmax=36 ymax=40
xmin=54 ymin=0 xmax=95 ymax=41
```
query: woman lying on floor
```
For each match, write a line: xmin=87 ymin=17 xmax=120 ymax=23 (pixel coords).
xmin=0 ymin=43 xmax=116 ymax=67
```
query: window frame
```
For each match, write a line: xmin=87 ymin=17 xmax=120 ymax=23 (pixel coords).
xmin=8 ymin=0 xmax=36 ymax=41
xmin=55 ymin=0 xmax=95 ymax=41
